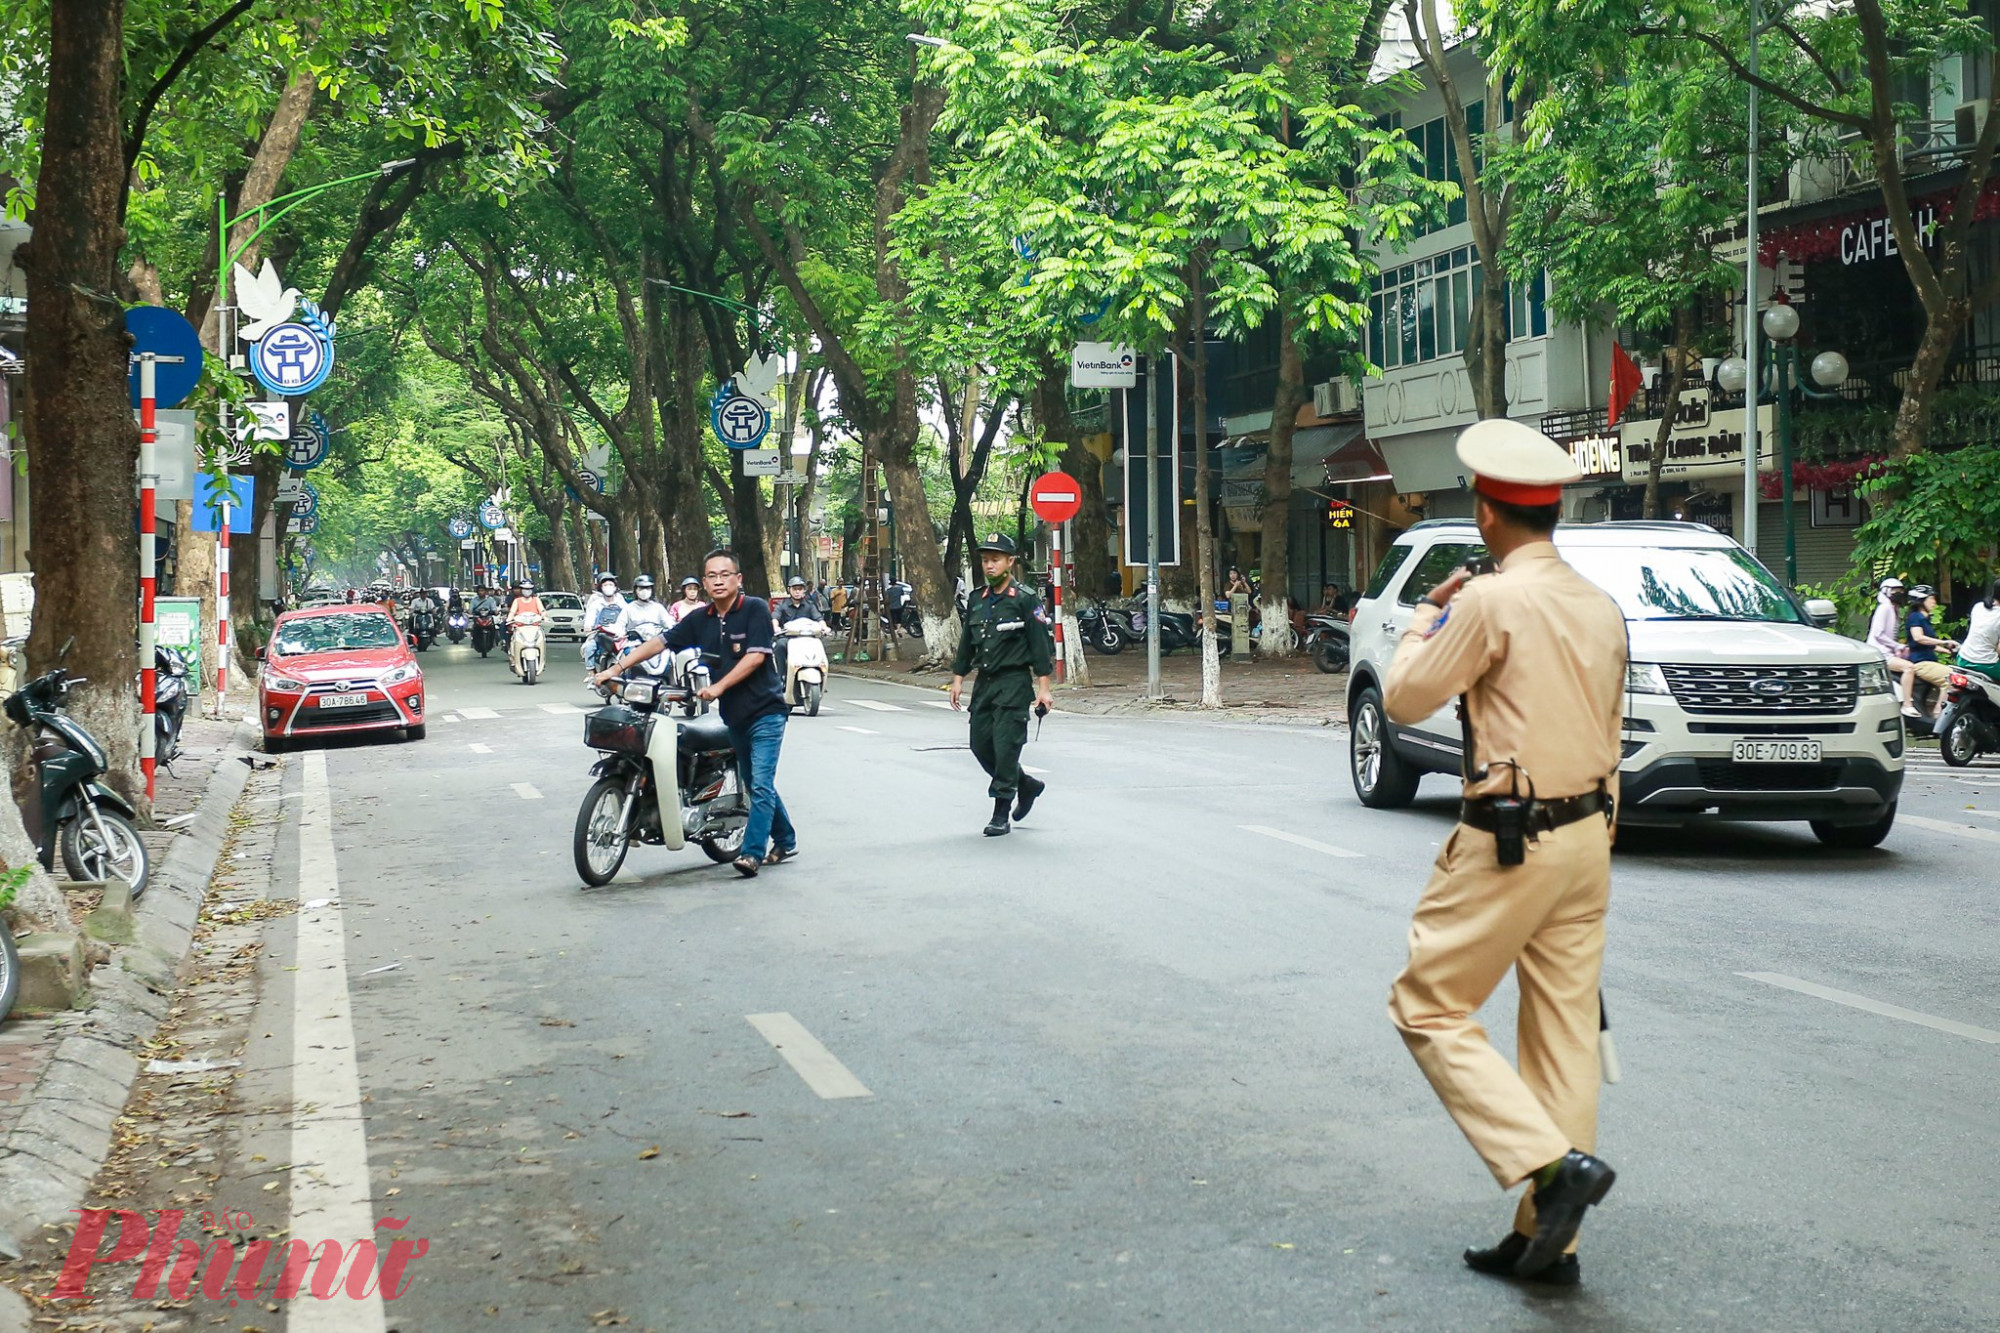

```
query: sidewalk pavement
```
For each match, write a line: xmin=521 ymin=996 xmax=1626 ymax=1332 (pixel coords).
xmin=839 ymin=648 xmax=1351 ymax=726
xmin=0 ymin=715 xmax=256 ymax=1328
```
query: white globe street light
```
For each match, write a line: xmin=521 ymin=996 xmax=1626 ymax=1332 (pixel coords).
xmin=1716 ymin=356 xmax=1749 ymax=394
xmin=1761 ymin=301 xmax=1801 ymax=342
xmin=1810 ymin=350 xmax=1850 ymax=388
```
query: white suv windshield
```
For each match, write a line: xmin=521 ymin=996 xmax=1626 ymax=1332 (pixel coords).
xmin=1580 ymin=545 xmax=1806 ymax=624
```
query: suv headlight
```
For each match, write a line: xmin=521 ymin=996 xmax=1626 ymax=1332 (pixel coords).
xmin=1626 ymin=662 xmax=1670 ymax=695
xmin=381 ymin=664 xmax=419 ymax=686
xmin=1858 ymin=660 xmax=1892 ymax=695
xmin=263 ymin=672 xmax=305 ymax=693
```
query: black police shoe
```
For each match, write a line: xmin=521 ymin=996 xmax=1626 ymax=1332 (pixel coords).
xmin=1013 ymin=775 xmax=1045 ymax=822
xmin=984 ymin=798 xmax=1011 ymax=837
xmin=1463 ymin=1231 xmax=1580 ymax=1286
xmin=1517 ymin=1151 xmax=1616 ymax=1276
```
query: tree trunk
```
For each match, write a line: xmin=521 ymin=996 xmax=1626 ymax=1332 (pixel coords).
xmin=879 ymin=445 xmax=959 ymax=666
xmin=1892 ymin=306 xmax=1966 ymax=460
xmin=1643 ymin=309 xmax=1698 ymax=520
xmin=1467 ymin=275 xmax=1508 ymax=420
xmin=19 ymin=0 xmax=148 ymax=826
xmin=1257 ymin=306 xmax=1307 ymax=655
xmin=196 ymin=67 xmax=317 ymax=349
xmin=1189 ymin=265 xmax=1221 ymax=707
xmin=546 ymin=499 xmax=578 ymax=591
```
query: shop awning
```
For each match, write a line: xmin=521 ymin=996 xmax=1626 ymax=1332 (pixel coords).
xmin=1310 ymin=426 xmax=1390 ymax=486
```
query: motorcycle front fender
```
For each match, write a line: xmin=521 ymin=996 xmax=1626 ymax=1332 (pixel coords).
xmin=642 ymin=720 xmax=684 ymax=851
xmin=55 ymin=780 xmax=136 ymax=825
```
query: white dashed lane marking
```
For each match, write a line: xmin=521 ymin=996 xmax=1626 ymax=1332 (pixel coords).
xmin=921 ymin=699 xmax=956 ymax=709
xmin=511 ymin=783 xmax=543 ymax=800
xmin=1239 ymin=824 xmax=1365 ymax=859
xmin=746 ymin=1012 xmax=873 ymax=1100
xmin=1741 ymin=972 xmax=2000 ymax=1044
xmin=468 ymin=743 xmax=492 ymax=754
xmin=837 ymin=726 xmax=877 ymax=735
xmin=540 ymin=703 xmax=586 ymax=715
xmin=846 ymin=699 xmax=908 ymax=712
xmin=1899 ymin=813 xmax=2000 ymax=845
xmin=459 ymin=706 xmax=500 ymax=720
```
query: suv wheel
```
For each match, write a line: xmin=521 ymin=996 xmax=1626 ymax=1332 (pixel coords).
xmin=1351 ymin=686 xmax=1421 ymax=808
xmin=1810 ymin=801 xmax=1896 ymax=850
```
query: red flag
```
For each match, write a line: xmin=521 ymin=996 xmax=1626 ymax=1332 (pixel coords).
xmin=1607 ymin=342 xmax=1644 ymax=428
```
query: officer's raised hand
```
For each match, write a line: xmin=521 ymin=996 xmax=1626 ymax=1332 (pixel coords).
xmin=1423 ymin=567 xmax=1475 ymax=609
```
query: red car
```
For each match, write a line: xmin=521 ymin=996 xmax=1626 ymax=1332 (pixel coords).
xmin=259 ymin=605 xmax=426 ymax=751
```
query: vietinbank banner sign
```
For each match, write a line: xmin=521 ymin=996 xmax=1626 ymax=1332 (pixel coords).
xmin=1071 ymin=342 xmax=1137 ymax=388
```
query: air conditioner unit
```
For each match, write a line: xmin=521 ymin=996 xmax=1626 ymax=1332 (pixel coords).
xmin=1313 ymin=378 xmax=1359 ymax=417
xmin=1957 ymin=99 xmax=1991 ymax=144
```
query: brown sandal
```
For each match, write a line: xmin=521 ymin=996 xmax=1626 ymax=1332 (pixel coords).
xmin=731 ymin=856 xmax=760 ymax=878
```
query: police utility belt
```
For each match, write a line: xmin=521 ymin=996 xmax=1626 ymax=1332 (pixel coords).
xmin=1456 ymin=691 xmax=1613 ymax=867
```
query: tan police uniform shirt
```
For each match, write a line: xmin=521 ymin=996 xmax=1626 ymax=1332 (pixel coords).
xmin=1383 ymin=541 xmax=1627 ymax=803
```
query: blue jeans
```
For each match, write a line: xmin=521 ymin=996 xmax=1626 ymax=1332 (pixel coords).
xmin=729 ymin=710 xmax=795 ymax=860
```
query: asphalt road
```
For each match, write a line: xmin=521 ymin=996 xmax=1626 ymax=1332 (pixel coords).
xmin=245 ymin=639 xmax=2000 ymax=1330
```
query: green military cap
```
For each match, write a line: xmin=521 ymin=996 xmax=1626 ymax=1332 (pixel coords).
xmin=976 ymin=532 xmax=1017 ymax=556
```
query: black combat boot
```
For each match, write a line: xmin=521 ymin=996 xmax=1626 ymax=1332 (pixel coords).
xmin=1013 ymin=775 xmax=1045 ymax=821
xmin=983 ymin=797 xmax=1011 ymax=836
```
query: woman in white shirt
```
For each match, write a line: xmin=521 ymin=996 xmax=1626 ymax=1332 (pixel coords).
xmin=1963 ymin=578 xmax=2000 ymax=684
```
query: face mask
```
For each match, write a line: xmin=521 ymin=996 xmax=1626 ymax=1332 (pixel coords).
xmin=636 ymin=589 xmax=653 ymax=601
xmin=985 ymin=568 xmax=1009 ymax=589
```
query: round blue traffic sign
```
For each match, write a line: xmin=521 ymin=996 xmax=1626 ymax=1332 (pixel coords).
xmin=250 ymin=321 xmax=334 ymax=396
xmin=478 ymin=500 xmax=506 ymax=531
xmin=293 ymin=482 xmax=320 ymax=520
xmin=125 ymin=306 xmax=205 ymax=409
xmin=284 ymin=411 xmax=332 ymax=470
xmin=448 ymin=515 xmax=474 ymax=540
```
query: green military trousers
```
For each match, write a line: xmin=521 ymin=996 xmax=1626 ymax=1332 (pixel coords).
xmin=968 ymin=668 xmax=1034 ymax=799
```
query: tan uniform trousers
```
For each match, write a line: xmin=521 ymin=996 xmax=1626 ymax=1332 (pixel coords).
xmin=1388 ymin=814 xmax=1610 ymax=1237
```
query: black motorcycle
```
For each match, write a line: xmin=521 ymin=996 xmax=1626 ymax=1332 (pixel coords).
xmin=153 ymin=644 xmax=191 ymax=769
xmin=445 ymin=610 xmax=468 ymax=645
xmin=471 ymin=609 xmax=499 ymax=657
xmin=1306 ymin=614 xmax=1351 ymax=675
xmin=1936 ymin=668 xmax=2000 ymax=766
xmin=7 ymin=663 xmax=149 ymax=895
xmin=572 ymin=672 xmax=749 ymax=886
xmin=409 ymin=608 xmax=438 ymax=652
xmin=1075 ymin=601 xmax=1127 ymax=655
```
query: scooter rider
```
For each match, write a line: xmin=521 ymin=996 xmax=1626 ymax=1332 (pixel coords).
xmin=618 ymin=575 xmax=671 ymax=641
xmin=666 ymin=576 xmax=704 ymax=627
xmin=773 ymin=575 xmax=821 ymax=680
xmin=407 ymin=587 xmax=439 ymax=631
xmin=507 ymin=580 xmax=545 ymax=677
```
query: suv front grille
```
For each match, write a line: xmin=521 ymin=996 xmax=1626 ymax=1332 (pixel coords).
xmin=1694 ymin=759 xmax=1843 ymax=791
xmin=1663 ymin=664 xmax=1859 ymax=715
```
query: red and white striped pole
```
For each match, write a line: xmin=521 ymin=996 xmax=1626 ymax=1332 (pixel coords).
xmin=216 ymin=480 xmax=231 ymax=719
xmin=137 ymin=354 xmax=158 ymax=799
xmin=1051 ymin=521 xmax=1065 ymax=684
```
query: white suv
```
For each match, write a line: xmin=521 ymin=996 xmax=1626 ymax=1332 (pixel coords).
xmin=1345 ymin=520 xmax=1905 ymax=848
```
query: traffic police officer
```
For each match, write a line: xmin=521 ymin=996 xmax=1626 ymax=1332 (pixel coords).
xmin=1382 ymin=419 xmax=1628 ymax=1285
xmin=949 ymin=533 xmax=1055 ymax=836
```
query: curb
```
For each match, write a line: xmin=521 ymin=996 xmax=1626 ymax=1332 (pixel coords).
xmin=0 ymin=747 xmax=253 ymax=1252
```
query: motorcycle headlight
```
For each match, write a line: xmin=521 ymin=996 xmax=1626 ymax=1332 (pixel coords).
xmin=263 ymin=672 xmax=306 ymax=693
xmin=381 ymin=664 xmax=419 ymax=686
xmin=1626 ymin=662 xmax=1670 ymax=695
xmin=621 ymin=679 xmax=657 ymax=707
xmin=1858 ymin=660 xmax=1892 ymax=695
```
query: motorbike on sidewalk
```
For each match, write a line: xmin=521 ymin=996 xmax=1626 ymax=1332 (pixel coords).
xmin=511 ymin=616 xmax=546 ymax=686
xmin=1935 ymin=669 xmax=2000 ymax=766
xmin=573 ymin=674 xmax=749 ymax=886
xmin=7 ymin=656 xmax=150 ymax=896
xmin=445 ymin=610 xmax=469 ymax=645
xmin=1075 ymin=601 xmax=1129 ymax=655
xmin=471 ymin=609 xmax=499 ymax=657
xmin=152 ymin=644 xmax=191 ymax=770
xmin=780 ymin=618 xmax=830 ymax=716
xmin=1306 ymin=613 xmax=1351 ymax=675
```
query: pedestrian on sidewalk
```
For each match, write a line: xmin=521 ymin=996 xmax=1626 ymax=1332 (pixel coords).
xmin=949 ymin=532 xmax=1055 ymax=837
xmin=594 ymin=548 xmax=797 ymax=877
xmin=1380 ymin=419 xmax=1627 ymax=1287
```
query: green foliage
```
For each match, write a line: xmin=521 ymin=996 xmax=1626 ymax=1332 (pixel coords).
xmin=1854 ymin=444 xmax=2000 ymax=593
xmin=0 ymin=861 xmax=29 ymax=913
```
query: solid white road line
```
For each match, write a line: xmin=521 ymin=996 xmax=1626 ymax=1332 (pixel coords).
xmin=846 ymin=699 xmax=908 ymax=712
xmin=292 ymin=753 xmax=388 ymax=1332
xmin=1239 ymin=824 xmax=1365 ymax=859
xmin=746 ymin=1012 xmax=873 ymax=1100
xmin=458 ymin=706 xmax=500 ymax=720
xmin=837 ymin=725 xmax=877 ymax=735
xmin=511 ymin=782 xmax=543 ymax=800
xmin=468 ymin=743 xmax=493 ymax=754
xmin=1899 ymin=813 xmax=2000 ymax=845
xmin=1740 ymin=972 xmax=2000 ymax=1044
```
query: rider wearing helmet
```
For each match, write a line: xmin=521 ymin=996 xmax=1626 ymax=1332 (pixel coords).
xmin=666 ymin=574 xmax=705 ymax=628
xmin=583 ymin=572 xmax=626 ymax=672
xmin=618 ymin=574 xmax=670 ymax=642
xmin=506 ymin=579 xmax=544 ymax=677
xmin=1903 ymin=583 xmax=1959 ymax=719
xmin=772 ymin=575 xmax=822 ymax=679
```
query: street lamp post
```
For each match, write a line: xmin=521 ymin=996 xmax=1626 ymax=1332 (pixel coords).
xmin=1719 ymin=301 xmax=1848 ymax=586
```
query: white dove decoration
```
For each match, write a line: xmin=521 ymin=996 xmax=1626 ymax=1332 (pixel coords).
xmin=733 ymin=351 xmax=784 ymax=408
xmin=233 ymin=259 xmax=301 ymax=343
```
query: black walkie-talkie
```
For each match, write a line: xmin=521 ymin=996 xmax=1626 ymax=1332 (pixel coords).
xmin=1490 ymin=763 xmax=1529 ymax=866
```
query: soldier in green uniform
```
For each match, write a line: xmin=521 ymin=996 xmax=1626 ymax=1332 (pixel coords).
xmin=949 ymin=533 xmax=1056 ymax=836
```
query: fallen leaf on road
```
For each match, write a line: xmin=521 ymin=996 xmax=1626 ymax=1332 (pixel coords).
xmin=1272 ymin=1243 xmax=1294 ymax=1250
xmin=385 ymin=1187 xmax=401 ymax=1196
xmin=638 ymin=1146 xmax=660 ymax=1160
xmin=262 ymin=1181 xmax=279 ymax=1192
xmin=539 ymin=1018 xmax=576 ymax=1028
xmin=702 ymin=1110 xmax=754 ymax=1119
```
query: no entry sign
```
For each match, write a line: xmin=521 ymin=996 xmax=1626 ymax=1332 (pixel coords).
xmin=1029 ymin=471 xmax=1083 ymax=524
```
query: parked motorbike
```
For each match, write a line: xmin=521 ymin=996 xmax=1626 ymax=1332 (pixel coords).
xmin=153 ymin=644 xmax=191 ymax=769
xmin=1075 ymin=601 xmax=1130 ymax=655
xmin=512 ymin=616 xmax=546 ymax=686
xmin=446 ymin=611 xmax=469 ymax=645
xmin=410 ymin=608 xmax=438 ymax=652
xmin=6 ymin=660 xmax=150 ymax=896
xmin=471 ymin=610 xmax=499 ymax=657
xmin=1306 ymin=614 xmax=1351 ymax=675
xmin=572 ymin=674 xmax=749 ymax=886
xmin=779 ymin=618 xmax=830 ymax=716
xmin=1935 ymin=669 xmax=2000 ymax=766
